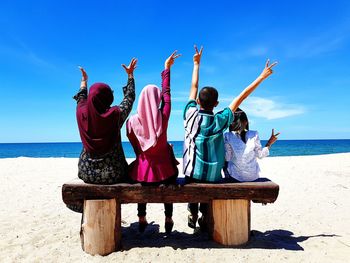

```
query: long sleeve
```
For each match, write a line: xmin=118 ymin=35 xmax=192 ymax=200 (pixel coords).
xmin=160 ymin=69 xmax=171 ymax=121
xmin=73 ymin=87 xmax=87 ymax=105
xmin=254 ymin=132 xmax=269 ymax=159
xmin=119 ymin=77 xmax=136 ymax=127
xmin=224 ymin=133 xmax=234 ymax=161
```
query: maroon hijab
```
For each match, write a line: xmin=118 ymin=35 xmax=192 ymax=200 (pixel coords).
xmin=77 ymin=83 xmax=121 ymax=155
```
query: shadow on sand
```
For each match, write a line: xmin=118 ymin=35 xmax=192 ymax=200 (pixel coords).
xmin=121 ymin=223 xmax=338 ymax=251
xmin=247 ymin=230 xmax=338 ymax=251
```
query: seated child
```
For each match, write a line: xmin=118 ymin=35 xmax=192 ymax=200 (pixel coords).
xmin=183 ymin=45 xmax=277 ymax=230
xmin=224 ymin=108 xmax=280 ymax=182
xmin=127 ymin=51 xmax=181 ymax=234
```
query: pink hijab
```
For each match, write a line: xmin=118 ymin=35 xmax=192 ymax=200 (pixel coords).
xmin=127 ymin=85 xmax=163 ymax=151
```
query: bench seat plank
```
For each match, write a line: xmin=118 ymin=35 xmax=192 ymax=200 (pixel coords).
xmin=62 ymin=178 xmax=279 ymax=205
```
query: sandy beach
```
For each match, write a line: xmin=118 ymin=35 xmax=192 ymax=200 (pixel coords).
xmin=0 ymin=153 xmax=350 ymax=262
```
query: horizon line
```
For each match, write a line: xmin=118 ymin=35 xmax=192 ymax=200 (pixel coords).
xmin=1 ymin=138 xmax=350 ymax=144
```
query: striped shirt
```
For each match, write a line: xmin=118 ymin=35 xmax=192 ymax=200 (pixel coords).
xmin=183 ymin=100 xmax=233 ymax=182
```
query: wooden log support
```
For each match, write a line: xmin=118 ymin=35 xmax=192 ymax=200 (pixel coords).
xmin=81 ymin=199 xmax=118 ymax=256
xmin=62 ymin=178 xmax=279 ymax=254
xmin=114 ymin=201 xmax=122 ymax=251
xmin=211 ymin=199 xmax=250 ymax=246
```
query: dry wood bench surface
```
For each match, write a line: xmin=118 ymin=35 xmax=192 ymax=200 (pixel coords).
xmin=62 ymin=178 xmax=279 ymax=256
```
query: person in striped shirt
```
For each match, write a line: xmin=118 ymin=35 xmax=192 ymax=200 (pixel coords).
xmin=183 ymin=45 xmax=277 ymax=230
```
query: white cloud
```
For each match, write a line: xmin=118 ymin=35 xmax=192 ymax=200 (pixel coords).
xmin=171 ymin=91 xmax=190 ymax=102
xmin=201 ymin=64 xmax=217 ymax=74
xmin=242 ymin=96 xmax=305 ymax=120
xmin=0 ymin=39 xmax=55 ymax=69
xmin=285 ymin=36 xmax=344 ymax=58
xmin=169 ymin=93 xmax=304 ymax=120
xmin=169 ymin=94 xmax=305 ymax=120
xmin=281 ymin=22 xmax=350 ymax=59
xmin=172 ymin=96 xmax=188 ymax=102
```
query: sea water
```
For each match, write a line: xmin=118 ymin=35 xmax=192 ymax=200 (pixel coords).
xmin=0 ymin=140 xmax=350 ymax=158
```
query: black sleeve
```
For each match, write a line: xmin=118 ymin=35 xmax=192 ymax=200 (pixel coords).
xmin=73 ymin=88 xmax=87 ymax=104
xmin=118 ymin=78 xmax=136 ymax=126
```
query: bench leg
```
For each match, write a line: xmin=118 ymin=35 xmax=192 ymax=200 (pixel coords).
xmin=210 ymin=199 xmax=250 ymax=246
xmin=81 ymin=199 xmax=121 ymax=255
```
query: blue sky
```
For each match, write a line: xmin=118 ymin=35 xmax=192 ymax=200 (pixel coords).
xmin=0 ymin=0 xmax=349 ymax=142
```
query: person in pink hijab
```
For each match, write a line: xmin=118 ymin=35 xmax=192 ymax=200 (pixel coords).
xmin=127 ymin=51 xmax=181 ymax=234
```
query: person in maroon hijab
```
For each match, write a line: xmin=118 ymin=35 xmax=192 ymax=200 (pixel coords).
xmin=73 ymin=58 xmax=137 ymax=188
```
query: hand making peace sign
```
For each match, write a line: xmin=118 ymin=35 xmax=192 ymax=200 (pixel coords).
xmin=193 ymin=45 xmax=203 ymax=65
xmin=266 ymin=128 xmax=281 ymax=148
xmin=260 ymin=59 xmax=278 ymax=80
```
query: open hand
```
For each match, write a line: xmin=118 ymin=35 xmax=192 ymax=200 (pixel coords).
xmin=266 ymin=128 xmax=280 ymax=147
xmin=193 ymin=45 xmax=203 ymax=65
xmin=122 ymin=58 xmax=138 ymax=77
xmin=78 ymin=66 xmax=88 ymax=81
xmin=165 ymin=50 xmax=181 ymax=69
xmin=260 ymin=59 xmax=278 ymax=79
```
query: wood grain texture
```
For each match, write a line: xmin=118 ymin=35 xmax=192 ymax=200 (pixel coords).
xmin=211 ymin=199 xmax=250 ymax=246
xmin=114 ymin=201 xmax=121 ymax=251
xmin=62 ymin=178 xmax=279 ymax=206
xmin=82 ymin=199 xmax=116 ymax=256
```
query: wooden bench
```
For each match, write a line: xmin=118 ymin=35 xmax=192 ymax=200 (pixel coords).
xmin=62 ymin=178 xmax=279 ymax=256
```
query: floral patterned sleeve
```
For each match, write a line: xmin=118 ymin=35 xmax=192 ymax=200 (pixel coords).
xmin=73 ymin=87 xmax=87 ymax=104
xmin=118 ymin=77 xmax=136 ymax=127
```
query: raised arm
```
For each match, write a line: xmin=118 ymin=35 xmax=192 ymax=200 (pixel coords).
xmin=162 ymin=50 xmax=181 ymax=120
xmin=265 ymin=128 xmax=280 ymax=149
xmin=189 ymin=45 xmax=203 ymax=100
xmin=119 ymin=58 xmax=137 ymax=125
xmin=73 ymin=66 xmax=88 ymax=104
xmin=78 ymin=66 xmax=88 ymax=89
xmin=254 ymin=129 xmax=280 ymax=159
xmin=229 ymin=59 xmax=278 ymax=112
xmin=254 ymin=131 xmax=270 ymax=159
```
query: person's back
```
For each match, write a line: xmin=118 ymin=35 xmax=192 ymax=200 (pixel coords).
xmin=126 ymin=51 xmax=181 ymax=234
xmin=128 ymin=127 xmax=175 ymax=179
xmin=74 ymin=60 xmax=137 ymax=185
xmin=224 ymin=109 xmax=280 ymax=182
xmin=67 ymin=59 xmax=137 ymax=213
xmin=127 ymin=75 xmax=178 ymax=183
xmin=183 ymin=45 xmax=277 ymax=230
xmin=183 ymin=92 xmax=233 ymax=182
xmin=224 ymin=129 xmax=266 ymax=181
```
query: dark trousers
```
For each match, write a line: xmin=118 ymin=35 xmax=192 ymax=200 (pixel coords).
xmin=187 ymin=202 xmax=208 ymax=216
xmin=137 ymin=172 xmax=178 ymax=218
xmin=138 ymin=203 xmax=173 ymax=217
xmin=185 ymin=176 xmax=210 ymax=216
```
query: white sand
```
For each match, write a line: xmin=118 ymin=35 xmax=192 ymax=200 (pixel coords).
xmin=0 ymin=154 xmax=350 ymax=263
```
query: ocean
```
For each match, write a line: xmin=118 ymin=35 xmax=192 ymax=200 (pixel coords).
xmin=0 ymin=140 xmax=350 ymax=158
